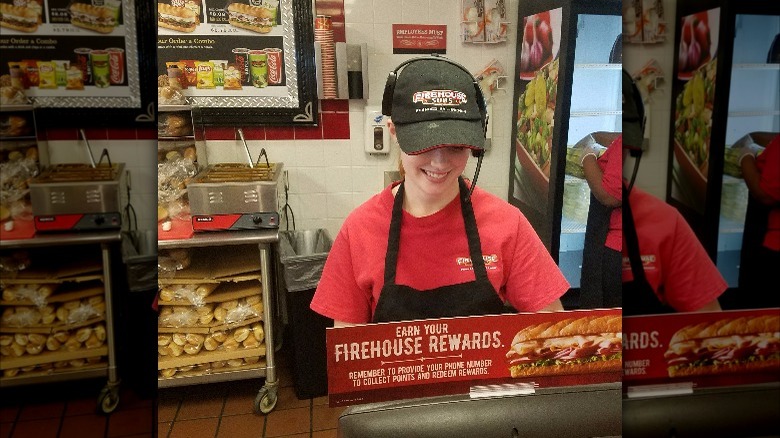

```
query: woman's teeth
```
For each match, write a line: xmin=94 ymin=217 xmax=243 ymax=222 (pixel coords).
xmin=424 ymin=170 xmax=447 ymax=179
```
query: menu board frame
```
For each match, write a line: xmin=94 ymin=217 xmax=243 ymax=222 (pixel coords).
xmin=1 ymin=0 xmax=159 ymax=127
xmin=156 ymin=0 xmax=318 ymax=126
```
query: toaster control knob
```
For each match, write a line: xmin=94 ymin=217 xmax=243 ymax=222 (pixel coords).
xmin=94 ymin=216 xmax=105 ymax=225
xmin=252 ymin=215 xmax=263 ymax=224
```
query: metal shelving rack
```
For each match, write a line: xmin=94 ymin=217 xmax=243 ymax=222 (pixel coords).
xmin=0 ymin=231 xmax=123 ymax=413
xmin=157 ymin=229 xmax=281 ymax=414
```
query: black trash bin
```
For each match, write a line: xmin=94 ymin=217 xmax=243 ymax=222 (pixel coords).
xmin=119 ymin=230 xmax=157 ymax=399
xmin=278 ymin=229 xmax=333 ymax=399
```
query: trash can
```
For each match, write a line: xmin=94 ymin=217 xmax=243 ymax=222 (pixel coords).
xmin=278 ymin=229 xmax=333 ymax=399
xmin=119 ymin=230 xmax=157 ymax=399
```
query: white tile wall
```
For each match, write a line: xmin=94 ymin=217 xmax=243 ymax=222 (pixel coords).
xmin=202 ymin=0 xmax=523 ymax=238
xmin=623 ymin=0 xmax=678 ymax=200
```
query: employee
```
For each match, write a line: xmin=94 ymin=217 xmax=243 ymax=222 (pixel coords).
xmin=578 ymin=132 xmax=622 ymax=309
xmin=310 ymin=56 xmax=568 ymax=325
xmin=737 ymin=132 xmax=780 ymax=308
xmin=622 ymin=72 xmax=724 ymax=315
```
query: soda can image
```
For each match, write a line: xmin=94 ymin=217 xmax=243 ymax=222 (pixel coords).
xmin=89 ymin=49 xmax=110 ymax=88
xmin=106 ymin=47 xmax=125 ymax=85
xmin=74 ymin=48 xmax=93 ymax=85
xmin=248 ymin=50 xmax=267 ymax=88
xmin=231 ymin=48 xmax=251 ymax=84
xmin=264 ymin=48 xmax=283 ymax=85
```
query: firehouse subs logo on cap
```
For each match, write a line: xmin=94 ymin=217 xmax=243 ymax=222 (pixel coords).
xmin=390 ymin=58 xmax=486 ymax=155
xmin=412 ymin=89 xmax=468 ymax=108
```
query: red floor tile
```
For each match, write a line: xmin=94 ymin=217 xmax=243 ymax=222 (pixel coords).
xmin=64 ymin=398 xmax=98 ymax=417
xmin=106 ymin=407 xmax=153 ymax=437
xmin=276 ymin=386 xmax=311 ymax=410
xmin=59 ymin=414 xmax=107 ymax=438
xmin=0 ymin=407 xmax=18 ymax=423
xmin=17 ymin=402 xmax=65 ymax=421
xmin=222 ymin=388 xmax=257 ymax=417
xmin=10 ymin=418 xmax=60 ymax=438
xmin=157 ymin=422 xmax=172 ymax=438
xmin=313 ymin=430 xmax=338 ymax=438
xmin=215 ymin=413 xmax=266 ymax=438
xmin=0 ymin=422 xmax=12 ymax=438
xmin=168 ymin=418 xmax=219 ymax=438
xmin=157 ymin=398 xmax=179 ymax=423
xmin=264 ymin=407 xmax=310 ymax=437
xmin=176 ymin=393 xmax=224 ymax=420
xmin=311 ymin=404 xmax=346 ymax=432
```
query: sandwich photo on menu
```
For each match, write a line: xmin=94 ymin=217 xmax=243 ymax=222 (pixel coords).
xmin=226 ymin=2 xmax=275 ymax=34
xmin=158 ymin=3 xmax=197 ymax=33
xmin=69 ymin=2 xmax=118 ymax=33
xmin=0 ymin=3 xmax=40 ymax=32
xmin=505 ymin=315 xmax=622 ymax=378
xmin=664 ymin=315 xmax=780 ymax=378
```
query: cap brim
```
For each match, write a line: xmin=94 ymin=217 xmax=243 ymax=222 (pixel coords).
xmin=394 ymin=118 xmax=485 ymax=155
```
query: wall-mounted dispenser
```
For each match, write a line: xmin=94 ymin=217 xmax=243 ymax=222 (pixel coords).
xmin=364 ymin=106 xmax=390 ymax=155
xmin=335 ymin=43 xmax=368 ymax=100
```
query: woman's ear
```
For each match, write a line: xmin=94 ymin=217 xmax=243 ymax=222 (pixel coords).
xmin=387 ymin=118 xmax=396 ymax=136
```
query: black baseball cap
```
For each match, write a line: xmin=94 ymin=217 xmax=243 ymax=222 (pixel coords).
xmin=389 ymin=57 xmax=486 ymax=155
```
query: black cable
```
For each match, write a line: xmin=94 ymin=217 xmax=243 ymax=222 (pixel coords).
xmin=281 ymin=171 xmax=295 ymax=231
xmin=627 ymin=150 xmax=642 ymax=193
xmin=465 ymin=153 xmax=484 ymax=202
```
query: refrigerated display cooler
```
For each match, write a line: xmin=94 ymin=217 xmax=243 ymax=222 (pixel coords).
xmin=508 ymin=0 xmax=621 ymax=306
xmin=665 ymin=0 xmax=779 ymax=302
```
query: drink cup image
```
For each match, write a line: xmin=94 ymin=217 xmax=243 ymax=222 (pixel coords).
xmin=89 ymin=49 xmax=110 ymax=88
xmin=249 ymin=49 xmax=267 ymax=88
xmin=74 ymin=48 xmax=93 ymax=85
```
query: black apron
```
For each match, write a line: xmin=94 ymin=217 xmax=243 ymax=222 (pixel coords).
xmin=372 ymin=177 xmax=507 ymax=323
xmin=735 ymin=196 xmax=780 ymax=309
xmin=580 ymin=193 xmax=622 ymax=308
xmin=622 ymin=186 xmax=675 ymax=316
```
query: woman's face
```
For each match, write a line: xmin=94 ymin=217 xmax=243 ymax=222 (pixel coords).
xmin=400 ymin=146 xmax=471 ymax=198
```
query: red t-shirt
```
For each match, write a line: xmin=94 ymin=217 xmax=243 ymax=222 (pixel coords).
xmin=310 ymin=183 xmax=570 ymax=323
xmin=598 ymin=135 xmax=623 ymax=251
xmin=756 ymin=134 xmax=780 ymax=251
xmin=622 ymin=187 xmax=727 ymax=311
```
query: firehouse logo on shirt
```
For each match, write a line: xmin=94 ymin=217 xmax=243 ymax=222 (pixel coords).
xmin=456 ymin=254 xmax=499 ymax=271
xmin=621 ymin=254 xmax=657 ymax=271
xmin=413 ymin=89 xmax=468 ymax=108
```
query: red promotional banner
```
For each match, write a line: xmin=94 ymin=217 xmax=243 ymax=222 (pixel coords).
xmin=623 ymin=308 xmax=780 ymax=390
xmin=326 ymin=308 xmax=622 ymax=407
xmin=392 ymin=24 xmax=447 ymax=54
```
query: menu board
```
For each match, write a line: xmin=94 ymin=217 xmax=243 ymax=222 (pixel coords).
xmin=326 ymin=309 xmax=622 ymax=407
xmin=0 ymin=0 xmax=141 ymax=109
xmin=156 ymin=0 xmax=317 ymax=125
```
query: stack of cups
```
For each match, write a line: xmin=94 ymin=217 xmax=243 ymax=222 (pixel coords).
xmin=314 ymin=15 xmax=337 ymax=99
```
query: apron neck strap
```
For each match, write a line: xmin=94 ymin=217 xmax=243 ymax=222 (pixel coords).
xmin=623 ymin=184 xmax=647 ymax=282
xmin=384 ymin=178 xmax=489 ymax=284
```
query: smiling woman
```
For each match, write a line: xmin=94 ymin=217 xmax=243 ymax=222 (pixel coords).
xmin=310 ymin=55 xmax=568 ymax=326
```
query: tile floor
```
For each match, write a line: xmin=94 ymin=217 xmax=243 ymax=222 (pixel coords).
xmin=0 ymin=378 xmax=155 ymax=438
xmin=0 ymin=342 xmax=344 ymax=438
xmin=157 ymin=343 xmax=345 ymax=438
